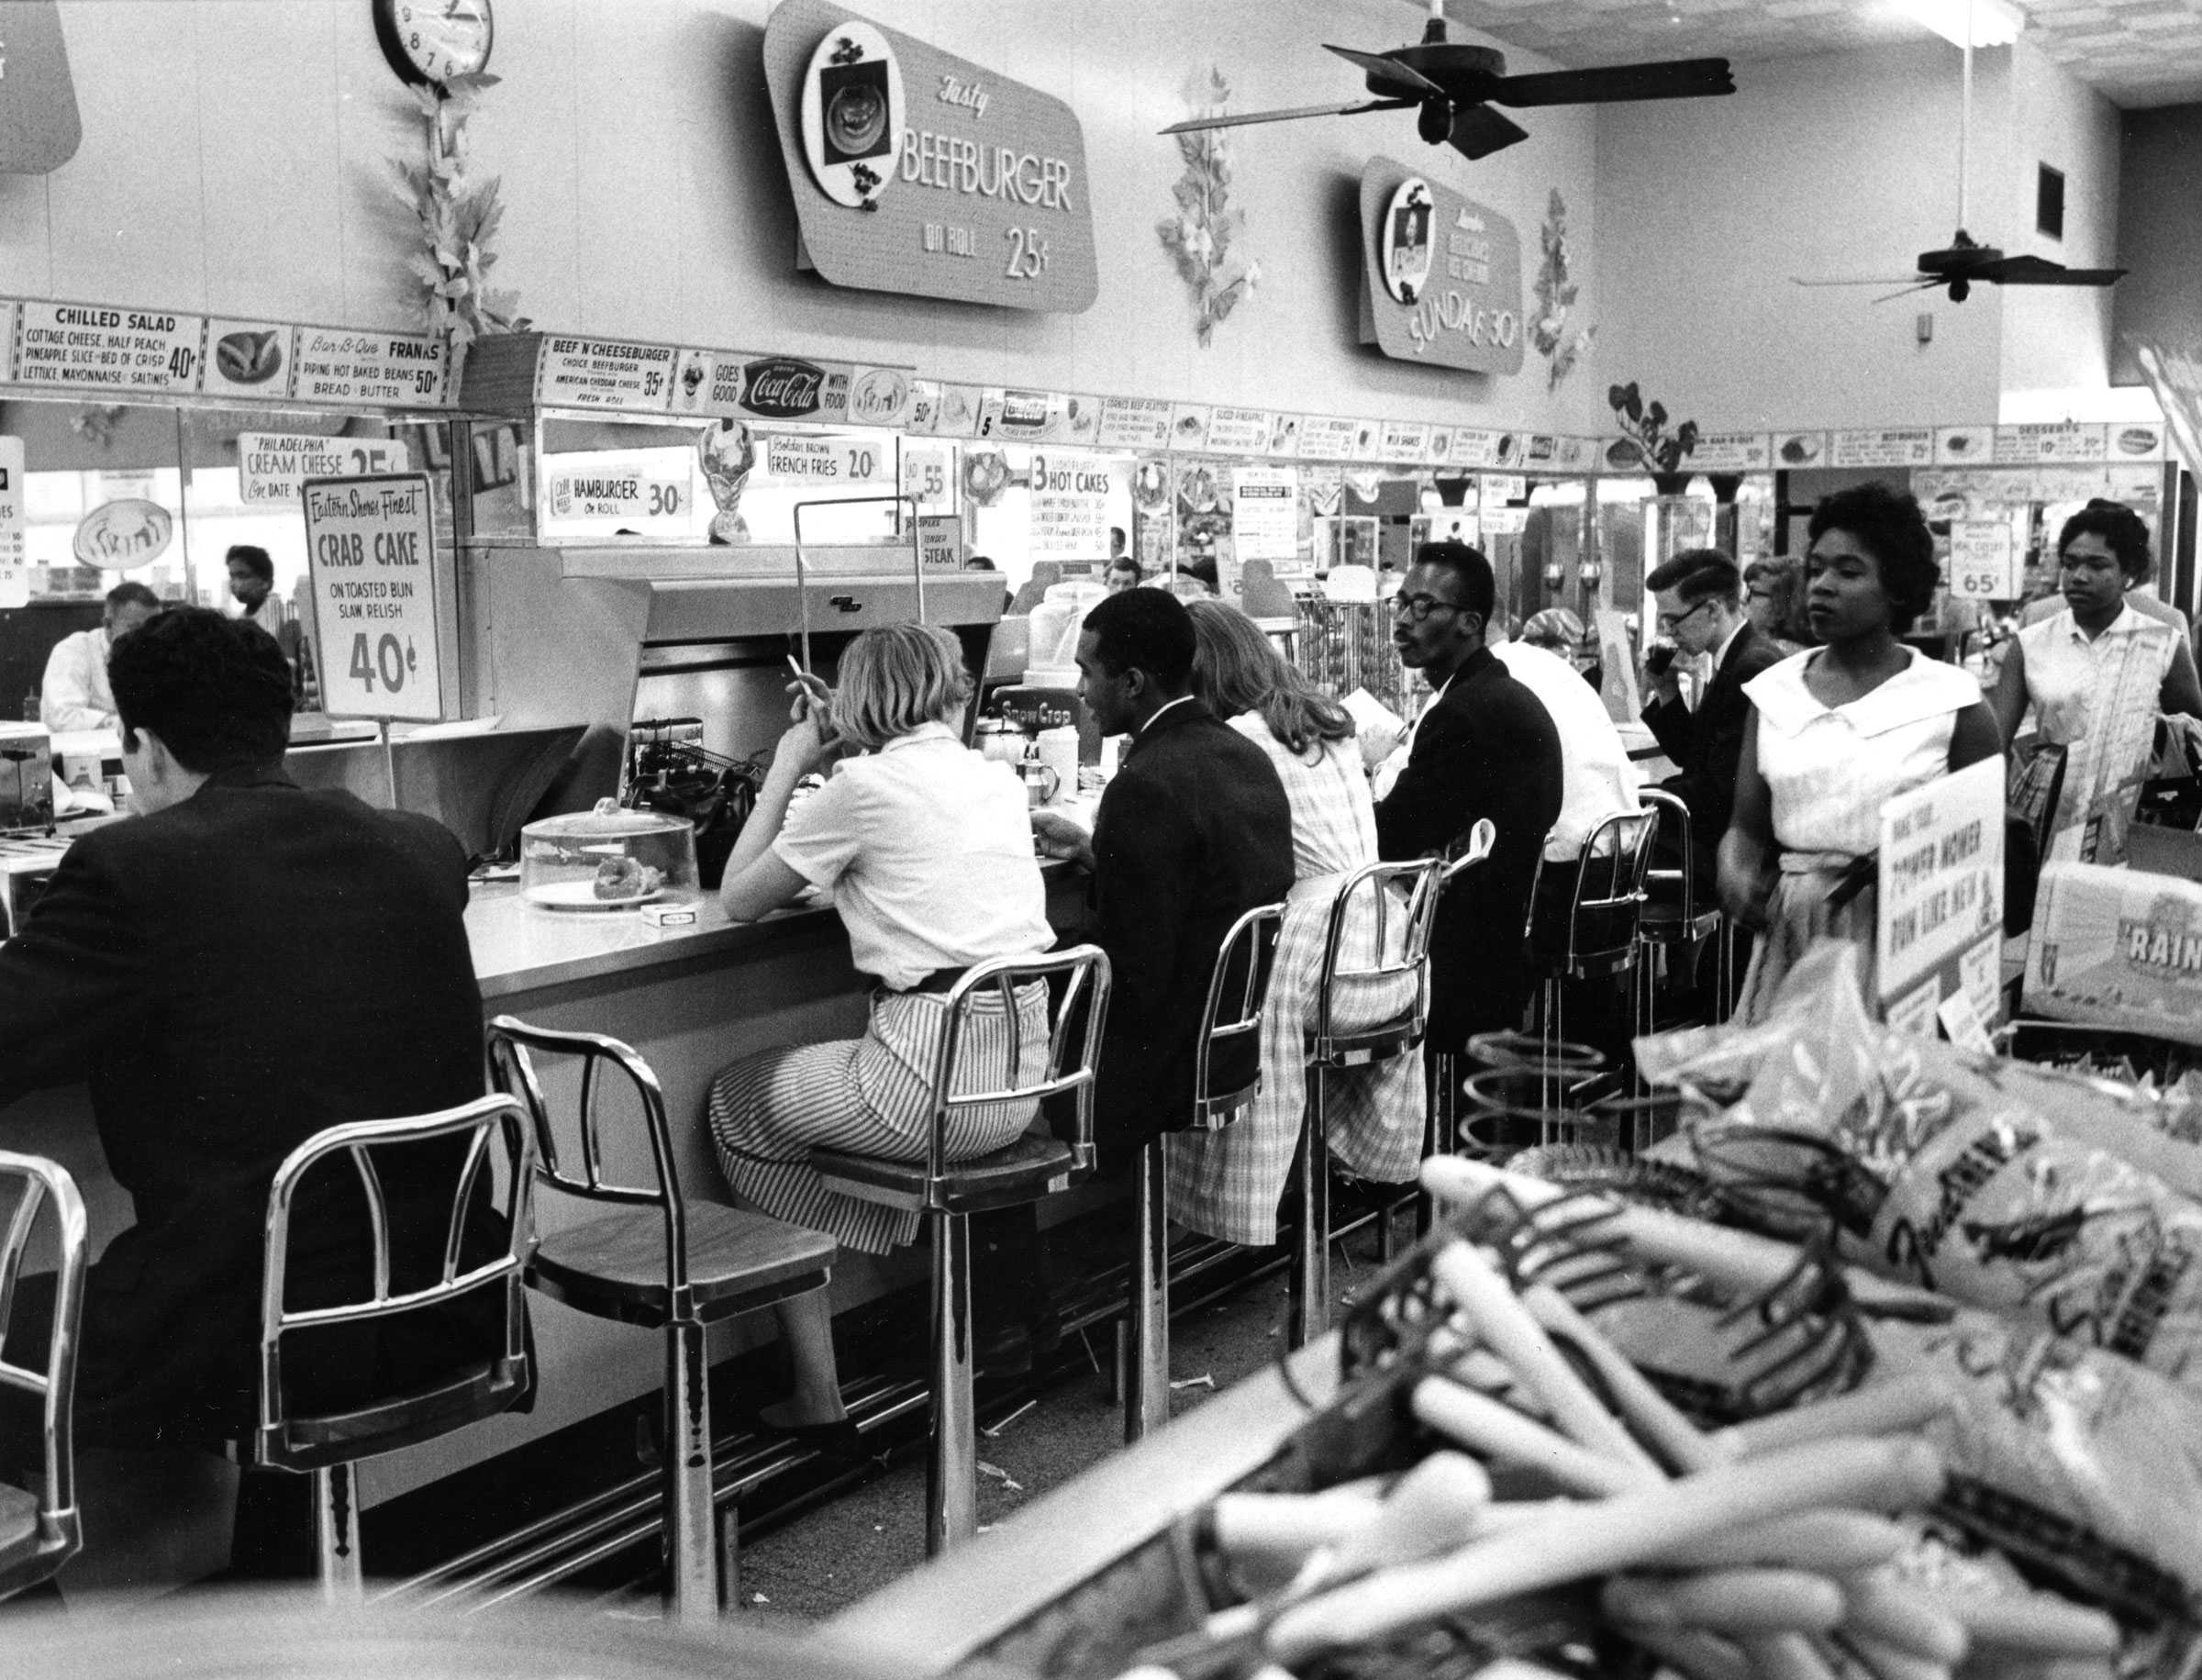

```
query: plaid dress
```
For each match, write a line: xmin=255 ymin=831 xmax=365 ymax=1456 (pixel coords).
xmin=1166 ymin=718 xmax=1421 ymax=1246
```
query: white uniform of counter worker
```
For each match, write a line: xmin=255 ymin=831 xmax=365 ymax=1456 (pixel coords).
xmin=39 ymin=583 xmax=161 ymax=734
xmin=707 ymin=623 xmax=1051 ymax=1438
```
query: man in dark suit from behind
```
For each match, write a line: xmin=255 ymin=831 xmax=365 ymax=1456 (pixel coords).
xmin=1375 ymin=542 xmax=1563 ymax=1052
xmin=1034 ymin=586 xmax=1295 ymax=1154
xmin=0 ymin=607 xmax=506 ymax=1575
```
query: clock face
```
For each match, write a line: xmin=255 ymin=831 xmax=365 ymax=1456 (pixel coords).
xmin=375 ymin=0 xmax=494 ymax=87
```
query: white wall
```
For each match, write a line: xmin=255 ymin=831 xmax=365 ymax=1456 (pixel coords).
xmin=1 ymin=0 xmax=1607 ymax=435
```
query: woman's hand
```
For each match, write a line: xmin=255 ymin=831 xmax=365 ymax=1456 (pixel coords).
xmin=1030 ymin=809 xmax=1095 ymax=871
xmin=773 ymin=677 xmax=839 ymax=779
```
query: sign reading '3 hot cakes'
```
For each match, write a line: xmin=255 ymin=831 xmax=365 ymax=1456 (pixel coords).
xmin=1357 ymin=160 xmax=1524 ymax=378
xmin=762 ymin=0 xmax=1096 ymax=313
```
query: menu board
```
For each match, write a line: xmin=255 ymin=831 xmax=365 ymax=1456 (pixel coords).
xmin=289 ymin=325 xmax=450 ymax=407
xmin=1298 ymin=415 xmax=1361 ymax=460
xmin=1771 ymin=431 xmax=1829 ymax=470
xmin=1356 ymin=159 xmax=1525 ymax=377
xmin=1949 ymin=517 xmax=2021 ymax=601
xmin=668 ymin=348 xmax=747 ymax=417
xmin=1993 ymin=422 xmax=2107 ymax=464
xmin=1029 ymin=452 xmax=1122 ymax=560
xmin=1096 ymin=397 xmax=1173 ymax=451
xmin=302 ymin=474 xmax=448 ymax=723
xmin=1207 ymin=406 xmax=1272 ymax=455
xmin=1933 ymin=425 xmax=1993 ymax=466
xmin=239 ymin=432 xmax=412 ymax=506
xmin=1482 ymin=473 xmax=1526 ymax=504
xmin=755 ymin=432 xmax=896 ymax=486
xmin=16 ymin=301 xmax=205 ymax=395
xmin=1380 ymin=421 xmax=1429 ymax=461
xmin=535 ymin=335 xmax=678 ymax=411
xmin=1423 ymin=428 xmax=1455 ymax=466
xmin=1688 ymin=431 xmax=1772 ymax=473
xmin=1451 ymin=430 xmax=1501 ymax=469
xmin=1167 ymin=403 xmax=1212 ymax=451
xmin=1348 ymin=419 xmax=1385 ymax=462
xmin=1830 ymin=428 xmax=1934 ymax=469
xmin=1232 ymin=464 xmax=1298 ymax=560
xmin=541 ymin=447 xmax=698 ymax=539
xmin=0 ymin=439 xmax=24 ymax=609
xmin=978 ymin=387 xmax=1078 ymax=443
xmin=1268 ymin=413 xmax=1306 ymax=456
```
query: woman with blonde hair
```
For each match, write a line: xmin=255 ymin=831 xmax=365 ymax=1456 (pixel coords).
xmin=707 ymin=623 xmax=1052 ymax=1441
xmin=1166 ymin=599 xmax=1421 ymax=1247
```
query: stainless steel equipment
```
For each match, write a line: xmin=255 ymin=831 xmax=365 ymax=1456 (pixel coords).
xmin=0 ymin=723 xmax=52 ymax=829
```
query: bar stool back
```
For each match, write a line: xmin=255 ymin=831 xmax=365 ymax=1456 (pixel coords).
xmin=249 ymin=1096 xmax=536 ymax=1604
xmin=1418 ymin=819 xmax=1496 ymax=1238
xmin=487 ymin=1019 xmax=839 ymax=1623
xmin=811 ymin=946 xmax=1110 ymax=1554
xmin=0 ymin=1153 xmax=86 ymax=1599
xmin=1289 ymin=857 xmax=1444 ymax=1347
xmin=1126 ymin=903 xmax=1283 ymax=1442
xmin=1525 ymin=807 xmax=1660 ymax=1065
xmin=1634 ymin=787 xmax=1721 ymax=1044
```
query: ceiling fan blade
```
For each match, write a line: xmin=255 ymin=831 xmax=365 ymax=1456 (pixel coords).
xmin=1874 ymin=279 xmax=1949 ymax=304
xmin=1792 ymin=274 xmax=1926 ymax=287
xmin=1985 ymin=254 xmax=2129 ymax=287
xmin=1160 ymin=97 xmax=1415 ymax=136
xmin=1323 ymin=43 xmax=1447 ymax=99
xmin=1447 ymin=102 xmax=1530 ymax=160
xmin=1491 ymin=57 xmax=1735 ymax=107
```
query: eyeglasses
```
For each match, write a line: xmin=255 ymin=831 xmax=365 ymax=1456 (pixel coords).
xmin=1657 ymin=599 xmax=1715 ymax=633
xmin=1391 ymin=592 xmax=1464 ymax=623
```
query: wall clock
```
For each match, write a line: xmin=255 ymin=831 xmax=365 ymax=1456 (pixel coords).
xmin=373 ymin=0 xmax=494 ymax=89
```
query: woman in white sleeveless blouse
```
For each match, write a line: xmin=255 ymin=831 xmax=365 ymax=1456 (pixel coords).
xmin=1720 ymin=485 xmax=2002 ymax=1021
xmin=1989 ymin=499 xmax=2202 ymax=864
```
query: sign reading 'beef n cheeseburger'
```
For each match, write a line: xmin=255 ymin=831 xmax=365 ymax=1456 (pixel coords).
xmin=1357 ymin=159 xmax=1524 ymax=378
xmin=762 ymin=0 xmax=1097 ymax=313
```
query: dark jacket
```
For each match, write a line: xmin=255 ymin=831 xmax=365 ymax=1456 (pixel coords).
xmin=1375 ymin=648 xmax=1563 ymax=1052
xmin=1090 ymin=700 xmax=1294 ymax=1152
xmin=0 ymin=768 xmax=502 ymax=1447
xmin=1641 ymin=621 xmax=1786 ymax=879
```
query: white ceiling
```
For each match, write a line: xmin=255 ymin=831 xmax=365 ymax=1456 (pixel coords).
xmin=1425 ymin=0 xmax=2202 ymax=107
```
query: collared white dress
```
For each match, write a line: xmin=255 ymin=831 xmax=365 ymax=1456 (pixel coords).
xmin=1735 ymin=648 xmax=1981 ymax=1022
xmin=708 ymin=724 xmax=1056 ymax=1253
xmin=2014 ymin=604 xmax=2181 ymax=863
xmin=1165 ymin=716 xmax=1420 ymax=1246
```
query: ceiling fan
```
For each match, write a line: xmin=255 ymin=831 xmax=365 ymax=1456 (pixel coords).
xmin=1158 ymin=0 xmax=1735 ymax=162
xmin=1793 ymin=0 xmax=2124 ymax=303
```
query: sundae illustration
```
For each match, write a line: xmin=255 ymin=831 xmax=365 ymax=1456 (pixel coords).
xmin=699 ymin=419 xmax=756 ymax=544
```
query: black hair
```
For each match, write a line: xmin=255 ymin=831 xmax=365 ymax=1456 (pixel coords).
xmin=105 ymin=580 xmax=161 ymax=613
xmin=1083 ymin=585 xmax=1196 ymax=690
xmin=1644 ymin=548 xmax=1740 ymax=606
xmin=225 ymin=543 xmax=274 ymax=584
xmin=2057 ymin=498 xmax=2153 ymax=584
xmin=1807 ymin=484 xmax=1939 ymax=633
xmin=1107 ymin=555 xmax=1143 ymax=582
xmin=111 ymin=606 xmax=293 ymax=773
xmin=1410 ymin=541 xmax=1496 ymax=624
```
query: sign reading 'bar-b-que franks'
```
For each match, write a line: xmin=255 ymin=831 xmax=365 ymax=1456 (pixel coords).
xmin=762 ymin=0 xmax=1097 ymax=314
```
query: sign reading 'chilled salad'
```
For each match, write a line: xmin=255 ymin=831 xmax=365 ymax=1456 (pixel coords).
xmin=1357 ymin=160 xmax=1524 ymax=378
xmin=762 ymin=0 xmax=1097 ymax=313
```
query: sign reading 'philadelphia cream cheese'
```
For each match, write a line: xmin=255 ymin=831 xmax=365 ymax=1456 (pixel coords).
xmin=1357 ymin=160 xmax=1524 ymax=378
xmin=762 ymin=0 xmax=1097 ymax=313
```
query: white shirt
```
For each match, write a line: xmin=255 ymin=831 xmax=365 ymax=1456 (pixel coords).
xmin=1494 ymin=641 xmax=1643 ymax=860
xmin=772 ymin=722 xmax=1052 ymax=991
xmin=39 ymin=627 xmax=117 ymax=734
xmin=2016 ymin=604 xmax=2181 ymax=862
xmin=1745 ymin=648 xmax=1981 ymax=860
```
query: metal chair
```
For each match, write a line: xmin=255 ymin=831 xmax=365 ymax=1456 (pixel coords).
xmin=1525 ymin=807 xmax=1660 ymax=1092
xmin=487 ymin=1020 xmax=839 ymax=1624
xmin=1126 ymin=903 xmax=1284 ymax=1441
xmin=1634 ymin=788 xmax=1723 ymax=1046
xmin=1290 ymin=858 xmax=1444 ymax=1346
xmin=1417 ymin=819 xmax=1498 ymax=1236
xmin=250 ymin=1096 xmax=536 ymax=1604
xmin=811 ymin=946 xmax=1110 ymax=1555
xmin=0 ymin=1153 xmax=86 ymax=1598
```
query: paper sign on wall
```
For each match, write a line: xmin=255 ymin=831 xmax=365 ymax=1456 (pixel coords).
xmin=755 ymin=432 xmax=895 ymax=485
xmin=302 ymin=474 xmax=447 ymax=723
xmin=1949 ymin=517 xmax=2021 ymax=601
xmin=0 ymin=439 xmax=25 ymax=609
xmin=1029 ymin=452 xmax=1122 ymax=560
xmin=239 ymin=433 xmax=412 ymax=506
xmin=1232 ymin=465 xmax=1298 ymax=561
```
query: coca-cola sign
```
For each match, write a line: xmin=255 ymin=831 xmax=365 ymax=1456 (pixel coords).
xmin=741 ymin=357 xmax=829 ymax=418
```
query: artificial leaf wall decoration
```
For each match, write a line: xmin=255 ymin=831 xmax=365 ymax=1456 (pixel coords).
xmin=1531 ymin=189 xmax=1594 ymax=393
xmin=1157 ymin=67 xmax=1262 ymax=348
xmin=391 ymin=72 xmax=527 ymax=353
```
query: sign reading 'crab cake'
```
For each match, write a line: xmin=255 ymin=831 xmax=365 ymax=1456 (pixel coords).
xmin=762 ymin=0 xmax=1096 ymax=313
xmin=1357 ymin=159 xmax=1524 ymax=378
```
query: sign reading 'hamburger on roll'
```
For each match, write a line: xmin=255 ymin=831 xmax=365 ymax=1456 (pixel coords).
xmin=762 ymin=0 xmax=1097 ymax=313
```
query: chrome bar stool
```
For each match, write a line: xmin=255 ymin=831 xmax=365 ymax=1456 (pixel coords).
xmin=0 ymin=1152 xmax=86 ymax=1598
xmin=247 ymin=1096 xmax=536 ymax=1604
xmin=1634 ymin=788 xmax=1722 ymax=1051
xmin=1292 ymin=857 xmax=1444 ymax=1345
xmin=1126 ymin=902 xmax=1283 ymax=1442
xmin=812 ymin=947 xmax=1109 ymax=1555
xmin=1524 ymin=807 xmax=1660 ymax=1119
xmin=488 ymin=1020 xmax=838 ymax=1624
xmin=1416 ymin=818 xmax=1496 ymax=1239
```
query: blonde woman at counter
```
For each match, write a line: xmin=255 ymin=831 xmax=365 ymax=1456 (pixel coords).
xmin=707 ymin=623 xmax=1053 ymax=1443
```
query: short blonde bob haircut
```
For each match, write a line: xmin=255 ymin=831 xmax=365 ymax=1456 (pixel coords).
xmin=829 ymin=622 xmax=973 ymax=751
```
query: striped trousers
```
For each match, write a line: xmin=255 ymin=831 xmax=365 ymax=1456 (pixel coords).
xmin=707 ymin=984 xmax=1050 ymax=1254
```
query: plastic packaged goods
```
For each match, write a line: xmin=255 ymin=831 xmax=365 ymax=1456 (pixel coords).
xmin=2026 ymin=862 xmax=2202 ymax=1048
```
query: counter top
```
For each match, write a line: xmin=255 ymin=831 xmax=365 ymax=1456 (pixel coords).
xmin=464 ymin=885 xmax=840 ymax=999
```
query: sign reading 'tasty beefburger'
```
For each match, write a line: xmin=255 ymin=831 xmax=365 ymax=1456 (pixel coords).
xmin=762 ymin=0 xmax=1097 ymax=314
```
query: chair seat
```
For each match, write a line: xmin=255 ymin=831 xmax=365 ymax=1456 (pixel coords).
xmin=812 ymin=1134 xmax=1084 ymax=1217
xmin=1307 ymin=1018 xmax=1420 ymax=1066
xmin=528 ymin=1202 xmax=838 ymax=1329
xmin=1533 ymin=943 xmax=1640 ymax=981
xmin=1640 ymin=903 xmax=1719 ymax=943
xmin=0 ymin=1479 xmax=50 ymax=1585
xmin=257 ymin=1354 xmax=531 ymax=1472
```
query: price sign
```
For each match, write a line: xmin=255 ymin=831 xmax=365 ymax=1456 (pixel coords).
xmin=755 ymin=433 xmax=895 ymax=485
xmin=15 ymin=301 xmax=205 ymax=395
xmin=1950 ymin=517 xmax=2020 ymax=600
xmin=0 ymin=439 xmax=24 ymax=609
xmin=540 ymin=448 xmax=698 ymax=538
xmin=302 ymin=474 xmax=447 ymax=723
xmin=239 ymin=432 xmax=411 ymax=506
xmin=534 ymin=335 xmax=677 ymax=411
